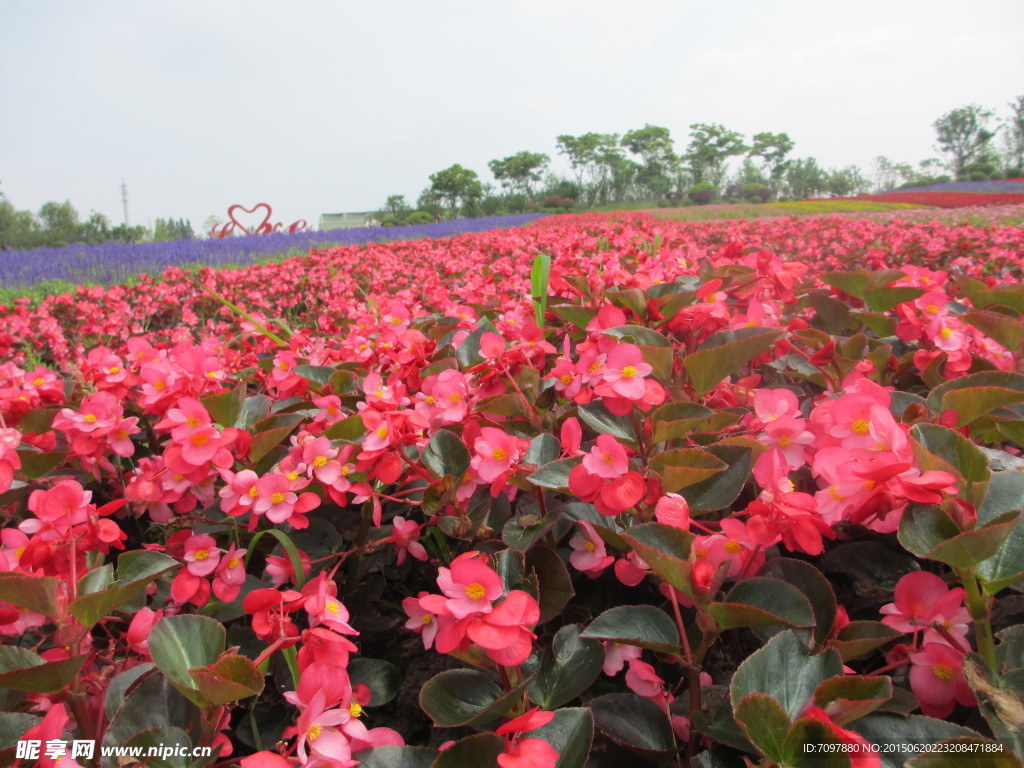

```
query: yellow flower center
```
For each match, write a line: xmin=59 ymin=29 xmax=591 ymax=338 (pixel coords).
xmin=376 ymin=426 xmax=388 ymax=438
xmin=725 ymin=541 xmax=743 ymax=554
xmin=83 ymin=413 xmax=97 ymax=423
xmin=191 ymin=434 xmax=208 ymax=446
xmin=603 ymin=452 xmax=615 ymax=464
xmin=194 ymin=549 xmax=209 ymax=561
xmin=307 ymin=724 xmax=322 ymax=740
xmin=278 ymin=362 xmax=289 ymax=371
xmin=287 ymin=471 xmax=299 ymax=482
xmin=778 ymin=435 xmax=791 ymax=447
xmin=585 ymin=541 xmax=596 ymax=552
xmin=341 ymin=466 xmax=351 ymax=476
xmin=932 ymin=663 xmax=954 ymax=680
xmin=620 ymin=365 xmax=638 ymax=379
xmin=492 ymin=448 xmax=507 ymax=461
xmin=228 ymin=558 xmax=239 ymax=569
xmin=851 ymin=419 xmax=870 ymax=434
xmin=186 ymin=416 xmax=199 ymax=427
xmin=270 ymin=492 xmax=286 ymax=504
xmin=925 ymin=304 xmax=939 ymax=314
xmin=694 ymin=548 xmax=708 ymax=558
xmin=588 ymin=362 xmax=602 ymax=374
xmin=109 ymin=366 xmax=120 ymax=374
xmin=828 ymin=485 xmax=843 ymax=500
xmin=448 ymin=392 xmax=463 ymax=403
xmin=425 ymin=395 xmax=436 ymax=405
xmin=940 ymin=327 xmax=952 ymax=339
xmin=422 ymin=614 xmax=432 ymax=625
xmin=560 ymin=374 xmax=573 ymax=385
xmin=327 ymin=600 xmax=340 ymax=614
xmin=465 ymin=582 xmax=486 ymax=600
xmin=349 ymin=702 xmax=363 ymax=718
xmin=248 ymin=486 xmax=258 ymax=498
xmin=314 ymin=455 xmax=328 ymax=468
xmin=33 ymin=378 xmax=44 ymax=386
xmin=154 ymin=380 xmax=166 ymax=390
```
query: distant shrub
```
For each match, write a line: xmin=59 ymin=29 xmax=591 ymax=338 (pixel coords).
xmin=970 ymin=171 xmax=989 ymax=182
xmin=989 ymin=170 xmax=1005 ymax=180
xmin=690 ymin=183 xmax=717 ymax=205
xmin=746 ymin=195 xmax=764 ymax=204
xmin=525 ymin=202 xmax=541 ymax=213
xmin=724 ymin=183 xmax=745 ymax=199
xmin=657 ymin=199 xmax=673 ymax=208
xmin=406 ymin=211 xmax=434 ymax=225
xmin=744 ymin=183 xmax=771 ymax=202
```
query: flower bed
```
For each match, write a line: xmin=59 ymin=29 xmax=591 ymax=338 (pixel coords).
xmin=2 ymin=212 xmax=1024 ymax=767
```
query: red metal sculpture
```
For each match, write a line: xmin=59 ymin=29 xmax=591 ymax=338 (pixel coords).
xmin=210 ymin=203 xmax=309 ymax=238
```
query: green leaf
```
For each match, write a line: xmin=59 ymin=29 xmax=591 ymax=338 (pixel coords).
xmin=899 ymin=505 xmax=1020 ymax=568
xmin=963 ymin=311 xmax=1024 ymax=353
xmin=16 ymin=450 xmax=66 ymax=479
xmin=149 ymin=615 xmax=225 ymax=704
xmin=245 ymin=528 xmax=307 ymax=589
xmin=813 ymin=675 xmax=893 ymax=726
xmin=830 ymin=621 xmax=904 ymax=662
xmin=105 ymin=664 xmax=155 ymax=721
xmin=590 ymin=692 xmax=675 ymax=755
xmin=529 ymin=707 xmax=594 ymax=768
xmin=863 ymin=286 xmax=926 ymax=313
xmin=123 ymin=726 xmax=194 ymax=768
xmin=682 ymin=443 xmax=753 ymax=512
xmin=248 ymin=413 xmax=305 ymax=464
xmin=579 ymin=605 xmax=680 ymax=654
xmin=190 ymin=653 xmax=263 ymax=706
xmin=419 ymin=668 xmax=531 ymax=727
xmin=294 ymin=364 xmax=335 ymax=388
xmin=577 ymin=401 xmax=637 ymax=444
xmin=683 ymin=328 xmax=782 ymax=395
xmin=906 ymin=739 xmax=1023 ymax=768
xmin=525 ymin=432 xmax=561 ymax=467
xmin=0 ymin=572 xmax=59 ymax=618
xmin=0 ymin=712 xmax=42 ymax=750
xmin=526 ymin=624 xmax=603 ymax=709
xmin=650 ymin=402 xmax=719 ymax=442
xmin=0 ymin=647 xmax=87 ymax=693
xmin=421 ymin=429 xmax=471 ymax=480
xmin=730 ymin=630 xmax=843 ymax=720
xmin=70 ymin=550 xmax=179 ymax=627
xmin=354 ymin=745 xmax=438 ymax=768
xmin=927 ymin=371 xmax=1024 ymax=427
xmin=996 ymin=625 xmax=1024 ymax=671
xmin=528 ymin=457 xmax=582 ymax=490
xmin=760 ymin=558 xmax=837 ymax=651
xmin=550 ymin=304 xmax=598 ymax=330
xmin=708 ymin=577 xmax=814 ymax=630
xmin=851 ymin=713 xmax=982 ymax=768
xmin=323 ymin=413 xmax=364 ymax=441
xmin=103 ymin=672 xmax=199 ymax=760
xmin=821 ymin=271 xmax=869 ymax=298
xmin=807 ymin=292 xmax=852 ymax=335
xmin=532 ymin=253 xmax=551 ymax=326
xmin=328 ymin=368 xmax=359 ymax=395
xmin=649 ymin=448 xmax=727 ymax=493
xmin=783 ymin=717 xmax=851 ymax=768
xmin=430 ymin=733 xmax=503 ymax=768
xmin=734 ymin=693 xmax=792 ymax=765
xmin=617 ymin=523 xmax=695 ymax=598
xmin=456 ymin=321 xmax=497 ymax=367
xmin=910 ymin=423 xmax=990 ymax=507
xmin=200 ymin=381 xmax=247 ymax=428
xmin=526 ymin=545 xmax=575 ymax=624
xmin=502 ymin=509 xmax=562 ymax=553
xmin=348 ymin=658 xmax=401 ymax=707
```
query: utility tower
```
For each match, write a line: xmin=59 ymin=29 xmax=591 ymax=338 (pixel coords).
xmin=121 ymin=180 xmax=130 ymax=226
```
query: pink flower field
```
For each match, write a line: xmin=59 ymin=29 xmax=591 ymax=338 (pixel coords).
xmin=2 ymin=210 xmax=1024 ymax=768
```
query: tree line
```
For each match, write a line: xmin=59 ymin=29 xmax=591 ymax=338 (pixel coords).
xmin=376 ymin=96 xmax=1024 ymax=225
xmin=0 ymin=195 xmax=195 ymax=252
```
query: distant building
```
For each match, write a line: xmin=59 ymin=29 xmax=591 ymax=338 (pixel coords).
xmin=319 ymin=212 xmax=377 ymax=230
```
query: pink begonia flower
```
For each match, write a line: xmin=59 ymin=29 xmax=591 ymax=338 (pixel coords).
xmin=183 ymin=533 xmax=220 ymax=577
xmin=466 ymin=590 xmax=541 ymax=665
xmin=625 ymin=658 xmax=664 ymax=699
xmin=403 ymin=594 xmax=440 ymax=649
xmin=293 ymin=691 xmax=357 ymax=767
xmin=879 ymin=571 xmax=969 ymax=645
xmin=582 ymin=433 xmax=629 ymax=479
xmin=471 ymin=427 xmax=522 ymax=483
xmin=126 ymin=607 xmax=163 ymax=655
xmin=436 ymin=554 xmax=504 ymax=619
xmin=800 ymin=707 xmax=881 ymax=768
xmin=909 ymin=642 xmax=976 ymax=718
xmin=301 ymin=436 xmax=341 ymax=485
xmin=613 ymin=550 xmax=649 ymax=586
xmin=752 ymin=388 xmax=800 ymax=424
xmin=559 ymin=417 xmax=583 ymax=456
xmin=213 ymin=544 xmax=247 ymax=602
xmin=600 ymin=344 xmax=653 ymax=400
xmin=431 ymin=369 xmax=471 ymax=424
xmin=496 ymin=707 xmax=559 ymax=768
xmin=569 ymin=520 xmax=614 ymax=575
xmin=762 ymin=415 xmax=815 ymax=467
xmin=390 ymin=516 xmax=427 ymax=565
xmin=602 ymin=641 xmax=642 ymax=676
xmin=655 ymin=493 xmax=690 ymax=530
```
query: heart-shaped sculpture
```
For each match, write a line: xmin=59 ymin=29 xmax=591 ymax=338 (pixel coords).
xmin=227 ymin=203 xmax=273 ymax=236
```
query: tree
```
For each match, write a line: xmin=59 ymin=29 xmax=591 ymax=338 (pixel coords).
xmin=683 ymin=123 xmax=748 ymax=187
xmin=933 ymin=104 xmax=995 ymax=175
xmin=488 ymin=151 xmax=550 ymax=197
xmin=38 ymin=200 xmax=81 ymax=245
xmin=749 ymin=132 xmax=795 ymax=191
xmin=427 ymin=164 xmax=484 ymax=214
xmin=82 ymin=212 xmax=112 ymax=243
xmin=556 ymin=133 xmax=625 ymax=204
xmin=621 ymin=124 xmax=677 ymax=198
xmin=825 ymin=165 xmax=871 ymax=197
xmin=784 ymin=158 xmax=827 ymax=199
xmin=1002 ymin=95 xmax=1024 ymax=171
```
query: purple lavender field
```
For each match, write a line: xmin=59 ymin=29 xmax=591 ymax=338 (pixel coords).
xmin=0 ymin=214 xmax=545 ymax=293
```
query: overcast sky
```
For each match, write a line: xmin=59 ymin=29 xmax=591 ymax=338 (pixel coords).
xmin=2 ymin=1 xmax=1022 ymax=232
